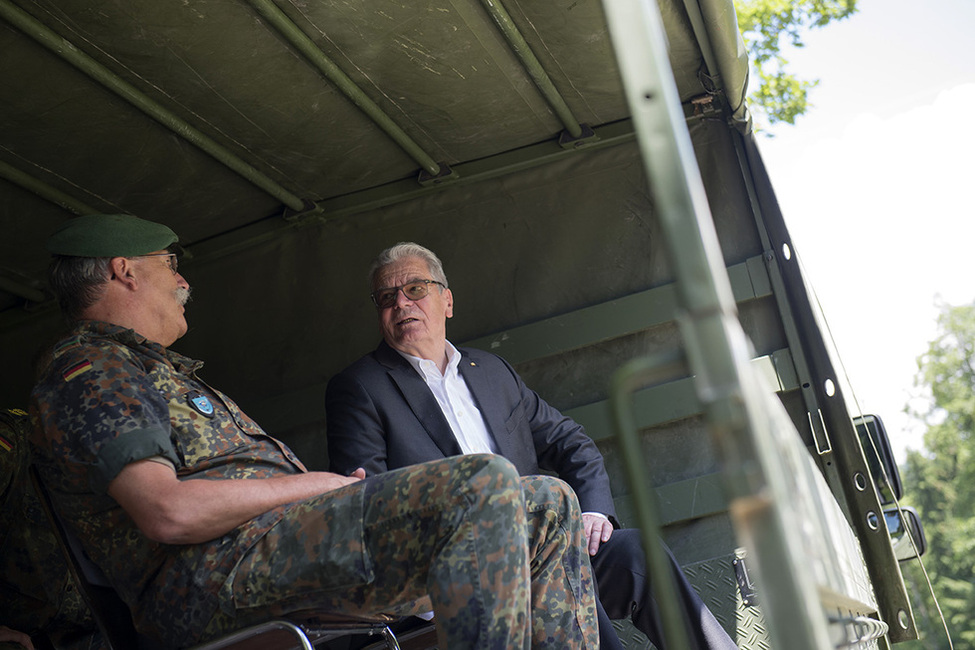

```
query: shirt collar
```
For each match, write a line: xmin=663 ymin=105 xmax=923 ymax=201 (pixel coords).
xmin=74 ymin=319 xmax=203 ymax=373
xmin=396 ymin=340 xmax=459 ymax=380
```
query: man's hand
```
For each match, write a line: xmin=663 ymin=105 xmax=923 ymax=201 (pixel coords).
xmin=582 ymin=513 xmax=613 ymax=556
xmin=0 ymin=626 xmax=34 ymax=649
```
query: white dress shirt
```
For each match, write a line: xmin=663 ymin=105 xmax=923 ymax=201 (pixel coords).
xmin=397 ymin=341 xmax=608 ymax=523
xmin=397 ymin=341 xmax=499 ymax=455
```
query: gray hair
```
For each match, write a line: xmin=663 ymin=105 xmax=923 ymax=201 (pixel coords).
xmin=368 ymin=242 xmax=448 ymax=289
xmin=48 ymin=256 xmax=113 ymax=321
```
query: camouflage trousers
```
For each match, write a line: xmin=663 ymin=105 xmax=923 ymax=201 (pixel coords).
xmin=204 ymin=454 xmax=598 ymax=649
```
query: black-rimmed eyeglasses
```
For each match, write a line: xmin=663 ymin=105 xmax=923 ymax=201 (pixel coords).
xmin=131 ymin=252 xmax=179 ymax=275
xmin=371 ymin=279 xmax=445 ymax=309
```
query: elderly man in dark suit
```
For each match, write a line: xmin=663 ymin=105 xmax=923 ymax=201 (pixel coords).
xmin=326 ymin=242 xmax=738 ymax=650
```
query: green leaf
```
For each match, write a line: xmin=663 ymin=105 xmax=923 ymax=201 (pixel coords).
xmin=735 ymin=0 xmax=857 ymax=127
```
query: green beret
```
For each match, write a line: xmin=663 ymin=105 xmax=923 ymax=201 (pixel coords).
xmin=46 ymin=214 xmax=179 ymax=257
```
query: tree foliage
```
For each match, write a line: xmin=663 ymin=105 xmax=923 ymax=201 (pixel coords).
xmin=735 ymin=0 xmax=858 ymax=125
xmin=898 ymin=300 xmax=975 ymax=649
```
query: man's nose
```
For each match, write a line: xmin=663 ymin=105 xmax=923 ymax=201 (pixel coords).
xmin=393 ymin=287 xmax=414 ymax=307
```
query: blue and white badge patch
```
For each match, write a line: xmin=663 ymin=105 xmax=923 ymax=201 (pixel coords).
xmin=187 ymin=391 xmax=215 ymax=417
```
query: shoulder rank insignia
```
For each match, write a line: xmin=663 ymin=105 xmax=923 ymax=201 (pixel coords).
xmin=187 ymin=390 xmax=215 ymax=417
xmin=53 ymin=335 xmax=83 ymax=358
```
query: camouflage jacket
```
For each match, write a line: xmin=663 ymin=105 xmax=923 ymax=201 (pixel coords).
xmin=0 ymin=407 xmax=100 ymax=649
xmin=30 ymin=321 xmax=309 ymax=644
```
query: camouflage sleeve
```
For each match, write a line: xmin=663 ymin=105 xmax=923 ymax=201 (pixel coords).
xmin=0 ymin=409 xmax=29 ymax=506
xmin=32 ymin=339 xmax=180 ymax=493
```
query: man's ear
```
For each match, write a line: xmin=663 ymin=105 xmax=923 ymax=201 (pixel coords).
xmin=109 ymin=257 xmax=139 ymax=290
xmin=444 ymin=288 xmax=454 ymax=319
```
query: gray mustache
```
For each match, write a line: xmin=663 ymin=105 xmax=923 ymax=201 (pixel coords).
xmin=175 ymin=287 xmax=192 ymax=306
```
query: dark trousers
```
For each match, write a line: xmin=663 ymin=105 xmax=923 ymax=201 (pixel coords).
xmin=590 ymin=528 xmax=738 ymax=650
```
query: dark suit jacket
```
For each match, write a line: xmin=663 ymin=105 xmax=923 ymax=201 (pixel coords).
xmin=326 ymin=340 xmax=617 ymax=518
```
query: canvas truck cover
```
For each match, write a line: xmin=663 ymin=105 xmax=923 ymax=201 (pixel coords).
xmin=0 ymin=0 xmax=915 ymax=647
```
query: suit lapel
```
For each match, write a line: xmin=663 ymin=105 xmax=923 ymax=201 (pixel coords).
xmin=375 ymin=342 xmax=462 ymax=459
xmin=457 ymin=350 xmax=515 ymax=459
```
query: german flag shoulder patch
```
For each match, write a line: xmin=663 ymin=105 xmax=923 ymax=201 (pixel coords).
xmin=62 ymin=360 xmax=92 ymax=382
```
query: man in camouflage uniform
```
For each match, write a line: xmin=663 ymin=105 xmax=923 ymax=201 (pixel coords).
xmin=30 ymin=214 xmax=598 ymax=649
xmin=0 ymin=407 xmax=102 ymax=650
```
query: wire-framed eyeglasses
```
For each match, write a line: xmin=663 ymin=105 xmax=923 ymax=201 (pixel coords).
xmin=371 ymin=279 xmax=445 ymax=309
xmin=131 ymin=252 xmax=179 ymax=275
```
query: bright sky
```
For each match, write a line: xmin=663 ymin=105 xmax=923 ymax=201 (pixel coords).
xmin=755 ymin=0 xmax=975 ymax=463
